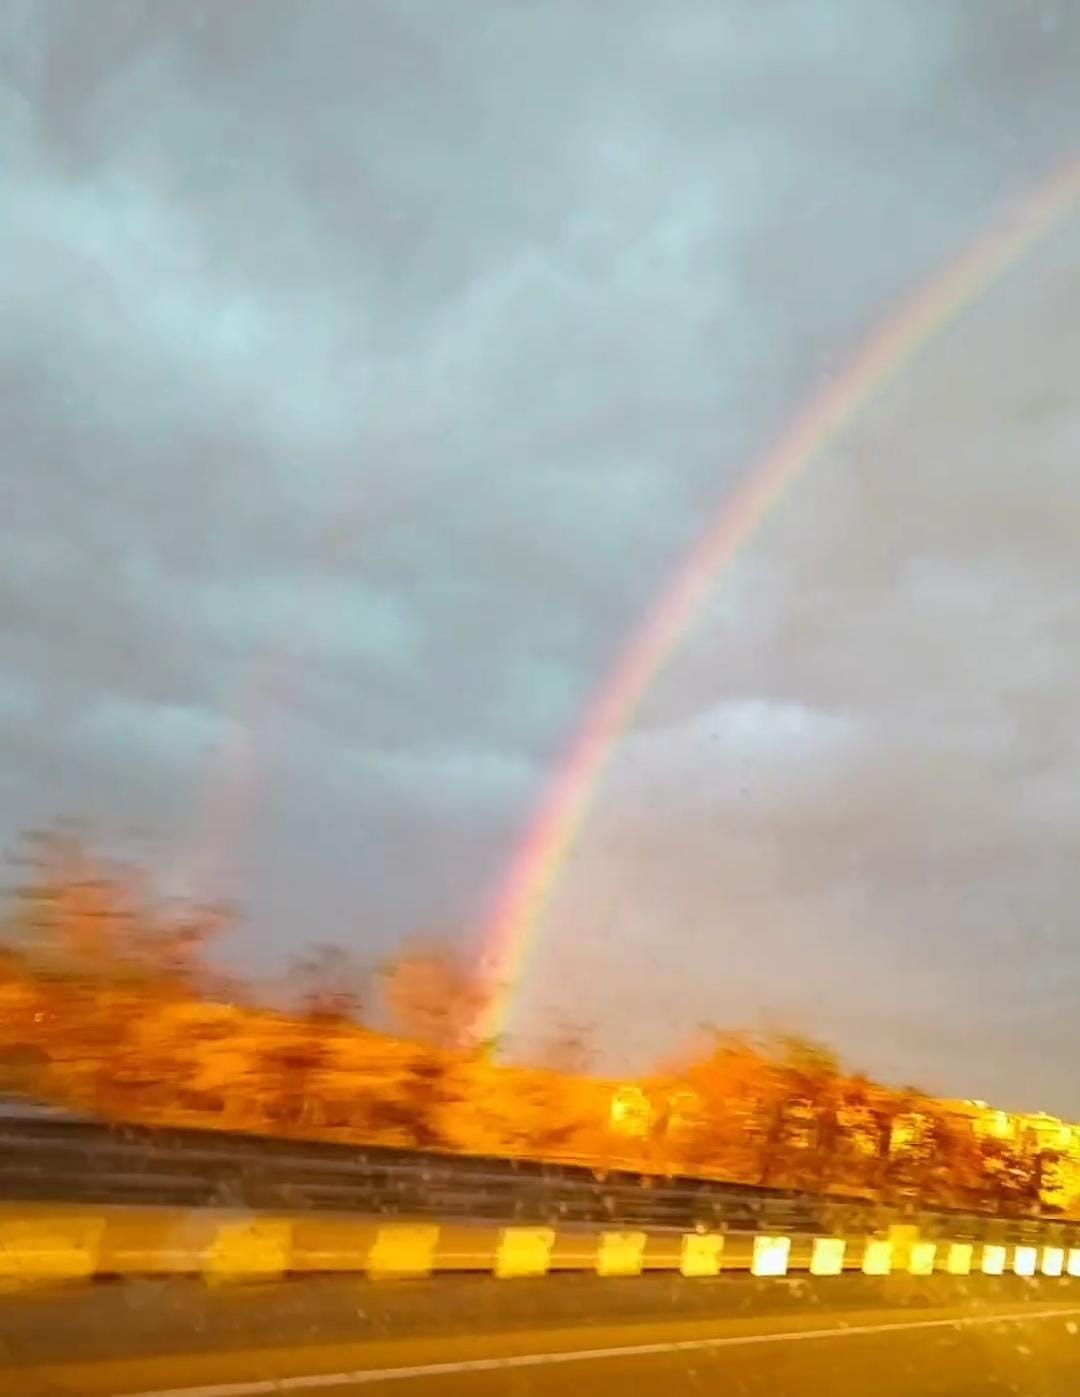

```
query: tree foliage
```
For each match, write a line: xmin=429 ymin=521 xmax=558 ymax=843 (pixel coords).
xmin=377 ymin=938 xmax=486 ymax=1048
xmin=289 ymin=943 xmax=368 ymax=1023
xmin=0 ymin=829 xmax=1068 ymax=1216
xmin=6 ymin=830 xmax=229 ymax=995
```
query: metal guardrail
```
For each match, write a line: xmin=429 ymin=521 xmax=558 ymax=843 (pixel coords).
xmin=0 ymin=1116 xmax=1071 ymax=1246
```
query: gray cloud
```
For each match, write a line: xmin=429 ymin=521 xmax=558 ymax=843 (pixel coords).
xmin=3 ymin=1 xmax=1080 ymax=1107
xmin=522 ymin=205 xmax=1080 ymax=1109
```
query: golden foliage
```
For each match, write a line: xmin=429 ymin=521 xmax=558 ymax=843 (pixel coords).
xmin=0 ymin=833 xmax=1070 ymax=1215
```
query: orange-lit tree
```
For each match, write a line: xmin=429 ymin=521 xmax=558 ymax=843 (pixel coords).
xmin=1 ymin=827 xmax=1076 ymax=1217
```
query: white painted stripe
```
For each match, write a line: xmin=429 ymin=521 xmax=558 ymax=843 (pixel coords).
xmin=751 ymin=1235 xmax=790 ymax=1277
xmin=127 ymin=1305 xmax=1080 ymax=1396
xmin=1043 ymin=1247 xmax=1066 ymax=1278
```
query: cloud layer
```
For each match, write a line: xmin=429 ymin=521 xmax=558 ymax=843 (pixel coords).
xmin=3 ymin=2 xmax=1080 ymax=1107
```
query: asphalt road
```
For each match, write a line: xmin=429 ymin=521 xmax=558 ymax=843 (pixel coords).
xmin=5 ymin=1274 xmax=1080 ymax=1395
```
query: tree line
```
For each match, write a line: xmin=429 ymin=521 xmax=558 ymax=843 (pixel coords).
xmin=0 ymin=829 xmax=1073 ymax=1216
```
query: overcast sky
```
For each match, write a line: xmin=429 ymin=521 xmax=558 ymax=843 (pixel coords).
xmin=4 ymin=2 xmax=1080 ymax=1111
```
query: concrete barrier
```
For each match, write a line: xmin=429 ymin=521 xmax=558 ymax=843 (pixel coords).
xmin=494 ymin=1227 xmax=554 ymax=1278
xmin=679 ymin=1231 xmax=724 ymax=1277
xmin=0 ymin=1208 xmax=104 ymax=1282
xmin=204 ymin=1217 xmax=293 ymax=1282
xmin=548 ymin=1228 xmax=602 ymax=1271
xmin=945 ymin=1241 xmax=973 ymax=1276
xmin=430 ymin=1223 xmax=499 ymax=1272
xmin=810 ymin=1237 xmax=846 ymax=1276
xmin=862 ymin=1238 xmax=893 ymax=1275
xmin=289 ymin=1216 xmax=380 ymax=1272
xmin=3 ymin=1203 xmax=1080 ymax=1290
xmin=718 ymin=1233 xmax=755 ymax=1271
xmin=1042 ymin=1245 xmax=1065 ymax=1277
xmin=640 ymin=1232 xmax=684 ymax=1271
xmin=596 ymin=1230 xmax=647 ymax=1277
xmin=98 ymin=1206 xmax=217 ymax=1275
xmin=752 ymin=1235 xmax=791 ymax=1277
xmin=366 ymin=1223 xmax=439 ymax=1279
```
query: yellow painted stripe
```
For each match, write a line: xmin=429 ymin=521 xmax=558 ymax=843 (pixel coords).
xmin=0 ymin=1212 xmax=105 ymax=1281
xmin=1041 ymin=1246 xmax=1065 ymax=1278
xmin=810 ymin=1237 xmax=845 ymax=1276
xmin=494 ymin=1227 xmax=554 ymax=1279
xmin=862 ymin=1239 xmax=892 ymax=1276
xmin=366 ymin=1224 xmax=439 ymax=1279
xmin=596 ymin=1231 xmax=646 ymax=1277
xmin=203 ymin=1219 xmax=291 ymax=1282
xmin=680 ymin=1232 xmax=724 ymax=1278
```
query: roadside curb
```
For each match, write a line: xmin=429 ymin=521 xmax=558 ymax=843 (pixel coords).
xmin=2 ymin=1204 xmax=1079 ymax=1285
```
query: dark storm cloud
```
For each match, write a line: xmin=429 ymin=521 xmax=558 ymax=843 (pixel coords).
xmin=3 ymin=2 xmax=1080 ymax=1105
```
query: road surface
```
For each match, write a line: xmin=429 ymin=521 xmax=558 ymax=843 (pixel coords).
xmin=4 ymin=1273 xmax=1080 ymax=1394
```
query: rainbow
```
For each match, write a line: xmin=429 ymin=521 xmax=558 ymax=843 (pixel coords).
xmin=474 ymin=154 xmax=1080 ymax=1044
